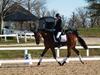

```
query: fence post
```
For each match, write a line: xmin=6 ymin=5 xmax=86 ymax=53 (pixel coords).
xmin=24 ymin=49 xmax=28 ymax=59
xmin=24 ymin=49 xmax=32 ymax=65
xmin=56 ymin=48 xmax=60 ymax=57
xmin=28 ymin=53 xmax=32 ymax=65
xmin=0 ymin=63 xmax=2 ymax=66
xmin=16 ymin=34 xmax=19 ymax=43
xmin=25 ymin=34 xmax=27 ymax=42
xmin=86 ymin=49 xmax=89 ymax=56
xmin=4 ymin=36 xmax=7 ymax=41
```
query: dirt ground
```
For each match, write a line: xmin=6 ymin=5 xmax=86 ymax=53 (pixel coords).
xmin=0 ymin=37 xmax=99 ymax=75
xmin=0 ymin=61 xmax=100 ymax=75
xmin=83 ymin=37 xmax=100 ymax=45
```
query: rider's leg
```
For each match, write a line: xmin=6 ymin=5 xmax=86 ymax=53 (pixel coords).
xmin=56 ymin=32 xmax=61 ymax=39
xmin=56 ymin=32 xmax=62 ymax=47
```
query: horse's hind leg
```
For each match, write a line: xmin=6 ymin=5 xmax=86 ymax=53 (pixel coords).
xmin=51 ymin=48 xmax=62 ymax=66
xmin=73 ymin=48 xmax=84 ymax=64
xmin=37 ymin=48 xmax=48 ymax=66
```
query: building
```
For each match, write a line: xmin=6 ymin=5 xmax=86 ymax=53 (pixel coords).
xmin=3 ymin=3 xmax=38 ymax=34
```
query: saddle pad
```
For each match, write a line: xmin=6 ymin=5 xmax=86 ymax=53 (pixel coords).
xmin=61 ymin=35 xmax=67 ymax=42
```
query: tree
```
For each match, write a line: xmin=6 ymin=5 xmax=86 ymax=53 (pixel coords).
xmin=85 ymin=0 xmax=100 ymax=16
xmin=76 ymin=8 xmax=88 ymax=27
xmin=48 ymin=9 xmax=57 ymax=17
xmin=67 ymin=12 xmax=77 ymax=29
xmin=85 ymin=0 xmax=100 ymax=27
xmin=45 ymin=9 xmax=57 ymax=17
xmin=67 ymin=8 xmax=89 ymax=28
xmin=11 ymin=0 xmax=47 ymax=17
xmin=32 ymin=0 xmax=47 ymax=17
xmin=0 ymin=0 xmax=14 ymax=34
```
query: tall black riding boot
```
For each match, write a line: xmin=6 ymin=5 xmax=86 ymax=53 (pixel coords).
xmin=57 ymin=38 xmax=61 ymax=48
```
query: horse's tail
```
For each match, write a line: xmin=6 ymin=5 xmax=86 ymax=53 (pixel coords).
xmin=77 ymin=36 xmax=88 ymax=50
xmin=72 ymin=29 xmax=88 ymax=50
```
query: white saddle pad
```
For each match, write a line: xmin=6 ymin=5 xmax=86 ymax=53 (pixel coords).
xmin=60 ymin=35 xmax=67 ymax=42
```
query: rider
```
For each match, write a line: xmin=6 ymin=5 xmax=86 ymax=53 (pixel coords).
xmin=54 ymin=13 xmax=62 ymax=46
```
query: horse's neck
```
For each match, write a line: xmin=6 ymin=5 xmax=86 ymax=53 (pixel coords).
xmin=41 ymin=31 xmax=53 ymax=41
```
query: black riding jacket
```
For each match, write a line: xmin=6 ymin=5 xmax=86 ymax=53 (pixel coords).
xmin=55 ymin=17 xmax=62 ymax=32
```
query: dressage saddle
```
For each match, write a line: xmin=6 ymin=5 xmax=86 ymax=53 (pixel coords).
xmin=54 ymin=33 xmax=67 ymax=48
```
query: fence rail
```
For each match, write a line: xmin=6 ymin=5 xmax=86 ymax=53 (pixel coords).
xmin=0 ymin=34 xmax=19 ymax=43
xmin=0 ymin=46 xmax=100 ymax=56
xmin=0 ymin=46 xmax=99 ymax=65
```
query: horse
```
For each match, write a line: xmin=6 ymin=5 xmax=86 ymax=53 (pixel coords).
xmin=33 ymin=16 xmax=88 ymax=66
xmin=34 ymin=28 xmax=88 ymax=66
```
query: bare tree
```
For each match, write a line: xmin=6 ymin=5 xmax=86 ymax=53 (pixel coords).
xmin=32 ymin=0 xmax=47 ymax=17
xmin=67 ymin=12 xmax=83 ymax=29
xmin=61 ymin=15 xmax=67 ymax=28
xmin=68 ymin=12 xmax=77 ymax=29
xmin=0 ymin=0 xmax=14 ymax=34
xmin=76 ymin=8 xmax=88 ymax=28
xmin=19 ymin=0 xmax=47 ymax=17
xmin=40 ymin=6 xmax=48 ymax=17
xmin=49 ymin=9 xmax=57 ymax=17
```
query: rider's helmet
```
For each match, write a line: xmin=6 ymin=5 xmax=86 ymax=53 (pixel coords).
xmin=55 ymin=13 xmax=60 ymax=17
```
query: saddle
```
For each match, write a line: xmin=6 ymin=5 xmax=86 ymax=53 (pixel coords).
xmin=53 ymin=33 xmax=67 ymax=48
xmin=53 ymin=28 xmax=77 ymax=47
xmin=53 ymin=33 xmax=67 ymax=43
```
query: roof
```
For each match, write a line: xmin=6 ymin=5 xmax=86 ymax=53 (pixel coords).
xmin=3 ymin=3 xmax=38 ymax=21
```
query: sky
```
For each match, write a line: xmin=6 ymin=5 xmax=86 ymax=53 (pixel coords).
xmin=46 ymin=0 xmax=87 ymax=18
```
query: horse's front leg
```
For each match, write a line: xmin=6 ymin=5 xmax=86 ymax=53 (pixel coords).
xmin=37 ymin=48 xmax=48 ymax=66
xmin=51 ymin=47 xmax=62 ymax=66
xmin=61 ymin=47 xmax=71 ymax=66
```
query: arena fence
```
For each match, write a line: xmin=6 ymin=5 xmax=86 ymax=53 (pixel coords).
xmin=0 ymin=46 xmax=100 ymax=65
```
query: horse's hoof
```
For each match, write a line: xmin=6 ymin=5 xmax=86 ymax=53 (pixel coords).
xmin=81 ymin=61 xmax=84 ymax=64
xmin=80 ymin=60 xmax=84 ymax=64
xmin=58 ymin=62 xmax=62 ymax=66
xmin=37 ymin=62 xmax=40 ymax=66
xmin=61 ymin=61 xmax=66 ymax=66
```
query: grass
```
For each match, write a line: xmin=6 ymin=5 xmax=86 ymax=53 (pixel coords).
xmin=78 ymin=27 xmax=100 ymax=37
xmin=0 ymin=49 xmax=99 ymax=59
xmin=0 ymin=50 xmax=24 ymax=59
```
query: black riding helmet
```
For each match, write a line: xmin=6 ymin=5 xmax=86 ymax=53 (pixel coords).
xmin=55 ymin=13 xmax=60 ymax=17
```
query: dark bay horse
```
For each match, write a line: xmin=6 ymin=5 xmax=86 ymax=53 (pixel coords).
xmin=34 ymin=29 xmax=88 ymax=66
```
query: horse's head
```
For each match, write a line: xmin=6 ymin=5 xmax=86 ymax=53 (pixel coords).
xmin=34 ymin=31 xmax=41 ymax=45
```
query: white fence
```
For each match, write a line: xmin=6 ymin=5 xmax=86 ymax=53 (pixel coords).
xmin=0 ymin=32 xmax=34 ymax=43
xmin=24 ymin=33 xmax=34 ymax=42
xmin=0 ymin=34 xmax=19 ymax=43
xmin=0 ymin=46 xmax=100 ymax=65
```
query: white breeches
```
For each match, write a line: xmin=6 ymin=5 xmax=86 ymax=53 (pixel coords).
xmin=56 ymin=32 xmax=61 ymax=38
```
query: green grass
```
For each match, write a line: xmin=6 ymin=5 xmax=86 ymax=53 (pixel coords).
xmin=0 ymin=49 xmax=99 ymax=59
xmin=0 ymin=50 xmax=24 ymax=59
xmin=78 ymin=27 xmax=100 ymax=37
